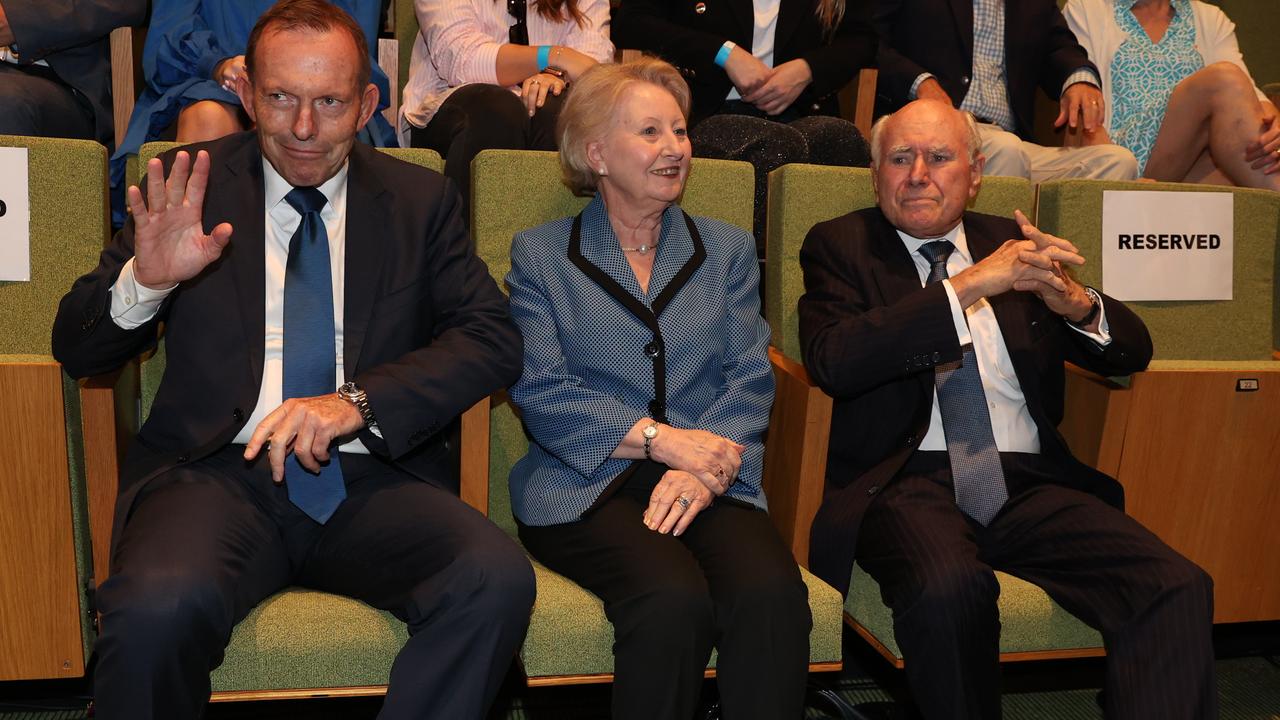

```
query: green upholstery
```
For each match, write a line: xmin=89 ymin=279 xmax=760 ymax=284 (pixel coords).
xmin=470 ymin=149 xmax=754 ymax=287
xmin=134 ymin=143 xmax=444 ymax=696
xmin=1035 ymin=179 xmax=1280 ymax=360
xmin=470 ymin=149 xmax=842 ymax=680
xmin=0 ymin=135 xmax=110 ymax=668
xmin=764 ymin=163 xmax=1035 ymax=362
xmin=846 ymin=566 xmax=1103 ymax=660
xmin=394 ymin=0 xmax=418 ymax=103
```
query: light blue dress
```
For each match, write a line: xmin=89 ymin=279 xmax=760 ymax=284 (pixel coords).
xmin=109 ymin=0 xmax=394 ymax=222
xmin=1108 ymin=0 xmax=1204 ymax=171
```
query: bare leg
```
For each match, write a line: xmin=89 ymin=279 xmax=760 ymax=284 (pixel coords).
xmin=176 ymin=100 xmax=247 ymax=143
xmin=1144 ymin=62 xmax=1280 ymax=191
xmin=1181 ymin=148 xmax=1232 ymax=186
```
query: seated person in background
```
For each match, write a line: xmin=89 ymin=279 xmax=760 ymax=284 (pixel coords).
xmin=109 ymin=0 xmax=394 ymax=223
xmin=506 ymin=58 xmax=811 ymax=720
xmin=1065 ymin=0 xmax=1280 ymax=191
xmin=403 ymin=0 xmax=613 ymax=217
xmin=799 ymin=98 xmax=1215 ymax=720
xmin=52 ymin=2 xmax=532 ymax=718
xmin=0 ymin=0 xmax=146 ymax=149
xmin=614 ymin=0 xmax=877 ymax=250
xmin=874 ymin=0 xmax=1138 ymax=182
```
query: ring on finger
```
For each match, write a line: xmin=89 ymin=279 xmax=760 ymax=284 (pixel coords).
xmin=676 ymin=495 xmax=692 ymax=510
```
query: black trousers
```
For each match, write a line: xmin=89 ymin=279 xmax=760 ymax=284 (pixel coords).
xmin=519 ymin=483 xmax=811 ymax=720
xmin=92 ymin=445 xmax=535 ymax=720
xmin=409 ymin=83 xmax=563 ymax=220
xmin=691 ymin=104 xmax=870 ymax=253
xmin=0 ymin=63 xmax=96 ymax=142
xmin=856 ymin=452 xmax=1217 ymax=720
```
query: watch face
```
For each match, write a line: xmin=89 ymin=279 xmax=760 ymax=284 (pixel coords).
xmin=643 ymin=424 xmax=658 ymax=439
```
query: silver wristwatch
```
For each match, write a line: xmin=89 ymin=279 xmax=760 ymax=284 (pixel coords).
xmin=338 ymin=381 xmax=377 ymax=429
xmin=642 ymin=421 xmax=660 ymax=459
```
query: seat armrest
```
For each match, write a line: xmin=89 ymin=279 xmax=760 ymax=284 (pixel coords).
xmin=81 ymin=367 xmax=132 ymax=587
xmin=1060 ymin=362 xmax=1131 ymax=477
xmin=762 ymin=346 xmax=833 ymax=567
xmin=458 ymin=396 xmax=491 ymax=516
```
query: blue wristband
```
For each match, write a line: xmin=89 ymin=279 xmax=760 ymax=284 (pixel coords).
xmin=714 ymin=42 xmax=733 ymax=68
xmin=537 ymin=45 xmax=552 ymax=71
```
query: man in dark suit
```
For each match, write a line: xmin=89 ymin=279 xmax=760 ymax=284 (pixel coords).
xmin=0 ymin=0 xmax=145 ymax=148
xmin=798 ymin=99 xmax=1216 ymax=719
xmin=874 ymin=0 xmax=1137 ymax=182
xmin=51 ymin=2 xmax=533 ymax=718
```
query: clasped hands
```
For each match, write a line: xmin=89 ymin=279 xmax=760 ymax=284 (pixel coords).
xmin=724 ymin=48 xmax=812 ymax=116
xmin=129 ymin=150 xmax=364 ymax=483
xmin=951 ymin=210 xmax=1095 ymax=326
xmin=642 ymin=425 xmax=745 ymax=537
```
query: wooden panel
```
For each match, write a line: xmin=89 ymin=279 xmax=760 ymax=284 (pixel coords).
xmin=1060 ymin=363 xmax=1131 ymax=478
xmin=1116 ymin=369 xmax=1280 ymax=623
xmin=458 ymin=396 xmax=490 ymax=515
xmin=81 ymin=370 xmax=127 ymax=586
xmin=210 ymin=685 xmax=387 ymax=702
xmin=0 ymin=363 xmax=85 ymax=679
xmin=524 ymin=661 xmax=841 ymax=688
xmin=762 ymin=346 xmax=833 ymax=567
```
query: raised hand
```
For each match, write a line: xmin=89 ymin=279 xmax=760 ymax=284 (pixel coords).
xmin=128 ymin=150 xmax=233 ymax=290
xmin=643 ymin=470 xmax=713 ymax=536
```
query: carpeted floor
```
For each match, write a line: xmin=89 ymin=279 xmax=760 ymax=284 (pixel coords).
xmin=3 ymin=631 xmax=1278 ymax=719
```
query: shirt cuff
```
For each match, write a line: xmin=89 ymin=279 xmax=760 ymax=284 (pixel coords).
xmin=910 ymin=72 xmax=936 ymax=101
xmin=1065 ymin=287 xmax=1112 ymax=346
xmin=941 ymin=279 xmax=972 ymax=347
xmin=1061 ymin=68 xmax=1100 ymax=97
xmin=109 ymin=258 xmax=176 ymax=330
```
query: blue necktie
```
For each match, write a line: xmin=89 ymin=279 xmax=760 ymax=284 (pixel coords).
xmin=918 ymin=240 xmax=1008 ymax=525
xmin=282 ymin=187 xmax=345 ymax=523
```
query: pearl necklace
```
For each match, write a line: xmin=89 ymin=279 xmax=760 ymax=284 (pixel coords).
xmin=620 ymin=242 xmax=658 ymax=256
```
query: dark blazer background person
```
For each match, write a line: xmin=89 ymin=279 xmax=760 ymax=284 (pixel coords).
xmin=52 ymin=2 xmax=531 ymax=718
xmin=799 ymin=99 xmax=1215 ymax=718
xmin=0 ymin=0 xmax=147 ymax=147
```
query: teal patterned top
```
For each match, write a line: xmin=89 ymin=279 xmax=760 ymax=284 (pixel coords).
xmin=1109 ymin=0 xmax=1203 ymax=171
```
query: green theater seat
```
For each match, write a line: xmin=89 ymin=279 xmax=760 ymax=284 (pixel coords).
xmin=467 ymin=149 xmax=846 ymax=684
xmin=0 ymin=135 xmax=115 ymax=682
xmin=1037 ymin=178 xmax=1280 ymax=625
xmin=763 ymin=163 xmax=1105 ymax=666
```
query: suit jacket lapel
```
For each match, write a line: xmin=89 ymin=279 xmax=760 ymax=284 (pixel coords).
xmin=867 ymin=208 xmax=929 ymax=305
xmin=221 ymin=135 xmax=267 ymax=392
xmin=773 ymin=0 xmax=804 ymax=59
xmin=342 ymin=144 xmax=391 ymax=376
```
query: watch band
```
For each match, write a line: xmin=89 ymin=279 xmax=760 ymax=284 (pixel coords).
xmin=1069 ymin=287 xmax=1102 ymax=328
xmin=338 ymin=382 xmax=377 ymax=429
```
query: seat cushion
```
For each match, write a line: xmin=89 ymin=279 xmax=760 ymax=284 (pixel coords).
xmin=845 ymin=565 xmax=1103 ymax=661
xmin=211 ymin=589 xmax=407 ymax=693
xmin=520 ymin=560 xmax=844 ymax=679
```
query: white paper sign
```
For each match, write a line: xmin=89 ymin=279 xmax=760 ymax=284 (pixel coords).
xmin=1101 ymin=190 xmax=1232 ymax=301
xmin=0 ymin=147 xmax=31 ymax=282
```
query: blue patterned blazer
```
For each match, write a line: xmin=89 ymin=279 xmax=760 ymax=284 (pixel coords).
xmin=506 ymin=194 xmax=774 ymax=526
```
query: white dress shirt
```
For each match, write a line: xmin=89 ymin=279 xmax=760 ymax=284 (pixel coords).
xmin=897 ymin=221 xmax=1111 ymax=453
xmin=726 ymin=0 xmax=782 ymax=102
xmin=400 ymin=0 xmax=615 ymax=145
xmin=109 ymin=158 xmax=371 ymax=454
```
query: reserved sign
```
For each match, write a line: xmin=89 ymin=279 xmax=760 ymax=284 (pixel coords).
xmin=1101 ymin=190 xmax=1233 ymax=301
xmin=0 ymin=146 xmax=31 ymax=282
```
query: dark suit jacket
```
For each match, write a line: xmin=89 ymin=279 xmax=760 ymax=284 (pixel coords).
xmin=873 ymin=0 xmax=1095 ymax=140
xmin=797 ymin=207 xmax=1152 ymax=593
xmin=613 ymin=0 xmax=876 ymax=125
xmin=52 ymin=132 xmax=522 ymax=553
xmin=4 ymin=0 xmax=147 ymax=147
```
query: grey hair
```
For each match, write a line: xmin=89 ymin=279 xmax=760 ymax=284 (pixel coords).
xmin=868 ymin=105 xmax=983 ymax=166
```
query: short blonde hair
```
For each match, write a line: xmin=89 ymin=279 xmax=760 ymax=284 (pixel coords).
xmin=557 ymin=57 xmax=692 ymax=196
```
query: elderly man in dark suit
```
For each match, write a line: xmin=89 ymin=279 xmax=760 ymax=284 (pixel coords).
xmin=874 ymin=0 xmax=1138 ymax=182
xmin=52 ymin=1 xmax=533 ymax=718
xmin=798 ymin=98 xmax=1216 ymax=719
xmin=0 ymin=0 xmax=145 ymax=148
